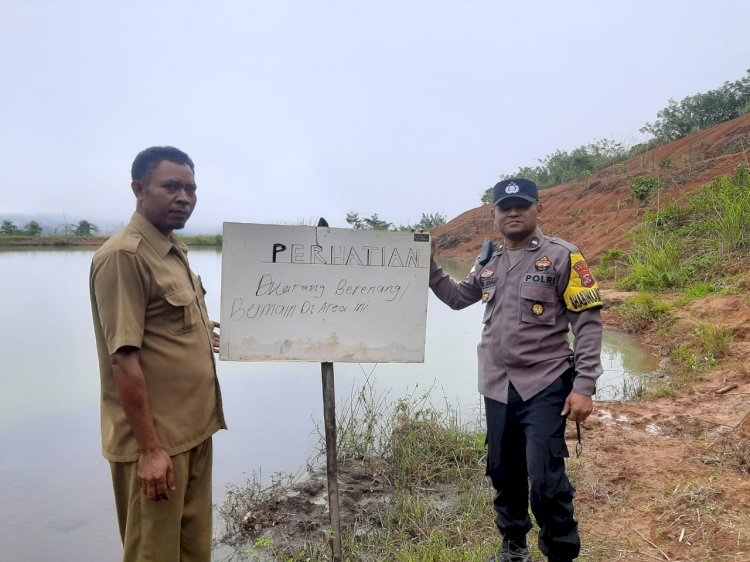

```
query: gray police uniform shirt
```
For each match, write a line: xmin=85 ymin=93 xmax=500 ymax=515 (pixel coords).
xmin=430 ymin=228 xmax=604 ymax=404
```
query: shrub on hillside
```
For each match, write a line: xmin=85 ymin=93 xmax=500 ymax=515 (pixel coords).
xmin=630 ymin=175 xmax=661 ymax=204
xmin=616 ymin=294 xmax=672 ymax=332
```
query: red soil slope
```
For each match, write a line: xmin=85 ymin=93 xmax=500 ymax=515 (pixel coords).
xmin=434 ymin=114 xmax=750 ymax=262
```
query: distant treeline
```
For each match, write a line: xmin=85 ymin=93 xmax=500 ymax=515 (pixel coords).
xmin=345 ymin=211 xmax=447 ymax=232
xmin=482 ymin=69 xmax=750 ymax=202
xmin=0 ymin=219 xmax=99 ymax=237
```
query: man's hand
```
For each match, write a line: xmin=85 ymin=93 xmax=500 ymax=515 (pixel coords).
xmin=138 ymin=448 xmax=175 ymax=501
xmin=561 ymin=392 xmax=593 ymax=423
xmin=211 ymin=321 xmax=220 ymax=353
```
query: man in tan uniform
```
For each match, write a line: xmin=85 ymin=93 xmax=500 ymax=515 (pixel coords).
xmin=430 ymin=178 xmax=603 ymax=562
xmin=90 ymin=146 xmax=226 ymax=562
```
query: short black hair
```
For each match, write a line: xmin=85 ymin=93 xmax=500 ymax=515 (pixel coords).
xmin=131 ymin=146 xmax=195 ymax=182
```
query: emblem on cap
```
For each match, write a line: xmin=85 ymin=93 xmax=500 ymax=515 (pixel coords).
xmin=532 ymin=303 xmax=544 ymax=316
xmin=505 ymin=182 xmax=520 ymax=194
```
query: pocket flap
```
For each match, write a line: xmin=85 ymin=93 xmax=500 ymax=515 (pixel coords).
xmin=520 ymin=283 xmax=556 ymax=302
xmin=165 ymin=286 xmax=195 ymax=307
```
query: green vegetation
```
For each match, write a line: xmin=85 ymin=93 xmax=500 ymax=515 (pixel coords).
xmin=616 ymin=293 xmax=672 ymax=332
xmin=346 ymin=211 xmax=447 ymax=231
xmin=649 ymin=322 xmax=734 ymax=397
xmin=641 ymin=70 xmax=750 ymax=143
xmin=591 ymin=248 xmax=625 ymax=281
xmin=1 ymin=219 xmax=44 ymax=236
xmin=693 ymin=322 xmax=733 ymax=364
xmin=618 ymin=232 xmax=686 ymax=290
xmin=482 ymin=69 xmax=750 ymax=199
xmin=616 ymin=165 xmax=750 ymax=291
xmin=629 ymin=175 xmax=661 ymax=204
xmin=180 ymin=234 xmax=223 ymax=246
xmin=1 ymin=218 xmax=103 ymax=238
xmin=71 ymin=219 xmax=99 ymax=236
xmin=481 ymin=138 xmax=630 ymax=199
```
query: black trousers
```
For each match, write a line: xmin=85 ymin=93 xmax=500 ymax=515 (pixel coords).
xmin=485 ymin=371 xmax=580 ymax=561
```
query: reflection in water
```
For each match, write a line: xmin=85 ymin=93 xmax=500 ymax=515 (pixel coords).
xmin=0 ymin=248 xmax=657 ymax=561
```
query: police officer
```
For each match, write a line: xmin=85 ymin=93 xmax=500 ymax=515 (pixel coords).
xmin=429 ymin=178 xmax=603 ymax=562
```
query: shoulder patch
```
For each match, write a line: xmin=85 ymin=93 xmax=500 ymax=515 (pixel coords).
xmin=564 ymin=252 xmax=603 ymax=312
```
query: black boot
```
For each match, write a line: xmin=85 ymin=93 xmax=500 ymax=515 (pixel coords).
xmin=488 ymin=538 xmax=533 ymax=562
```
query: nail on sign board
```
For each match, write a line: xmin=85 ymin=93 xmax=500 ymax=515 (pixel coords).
xmin=220 ymin=223 xmax=431 ymax=363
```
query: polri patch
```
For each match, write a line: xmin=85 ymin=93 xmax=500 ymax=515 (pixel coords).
xmin=480 ymin=268 xmax=495 ymax=279
xmin=524 ymin=273 xmax=555 ymax=286
xmin=535 ymin=256 xmax=552 ymax=271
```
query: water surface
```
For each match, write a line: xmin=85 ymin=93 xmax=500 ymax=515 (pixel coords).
xmin=0 ymin=248 xmax=653 ymax=560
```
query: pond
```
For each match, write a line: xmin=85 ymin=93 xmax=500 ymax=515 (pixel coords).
xmin=0 ymin=248 xmax=655 ymax=561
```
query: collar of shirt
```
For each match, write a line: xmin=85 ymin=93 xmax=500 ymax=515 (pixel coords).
xmin=494 ymin=227 xmax=545 ymax=256
xmin=129 ymin=211 xmax=189 ymax=258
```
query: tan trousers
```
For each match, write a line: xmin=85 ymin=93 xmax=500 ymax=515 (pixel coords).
xmin=110 ymin=438 xmax=213 ymax=562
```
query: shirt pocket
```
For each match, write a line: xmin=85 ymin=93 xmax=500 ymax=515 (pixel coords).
xmin=520 ymin=283 xmax=557 ymax=326
xmin=165 ymin=286 xmax=199 ymax=334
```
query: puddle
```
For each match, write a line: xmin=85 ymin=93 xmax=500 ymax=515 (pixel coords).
xmin=596 ymin=330 xmax=660 ymax=401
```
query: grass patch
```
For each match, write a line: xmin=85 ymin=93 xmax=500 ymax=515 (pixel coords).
xmin=617 ymin=232 xmax=687 ymax=291
xmin=616 ymin=293 xmax=672 ymax=332
xmin=180 ymin=234 xmax=222 ymax=246
xmin=671 ymin=322 xmax=732 ymax=373
xmin=694 ymin=322 xmax=733 ymax=362
xmin=616 ymin=164 xmax=750 ymax=292
xmin=647 ymin=322 xmax=734 ymax=397
xmin=592 ymin=248 xmax=625 ymax=281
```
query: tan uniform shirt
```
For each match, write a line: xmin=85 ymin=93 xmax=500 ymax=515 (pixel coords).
xmin=90 ymin=212 xmax=226 ymax=462
xmin=430 ymin=228 xmax=603 ymax=404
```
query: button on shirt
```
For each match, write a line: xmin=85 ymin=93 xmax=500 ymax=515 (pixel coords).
xmin=90 ymin=212 xmax=226 ymax=462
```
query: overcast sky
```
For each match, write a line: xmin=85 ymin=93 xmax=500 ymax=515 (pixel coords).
xmin=1 ymin=1 xmax=749 ymax=233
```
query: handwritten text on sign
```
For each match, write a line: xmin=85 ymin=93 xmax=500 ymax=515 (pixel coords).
xmin=220 ymin=223 xmax=431 ymax=363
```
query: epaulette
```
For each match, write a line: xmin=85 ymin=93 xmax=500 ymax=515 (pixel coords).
xmin=547 ymin=236 xmax=580 ymax=253
xmin=119 ymin=230 xmax=142 ymax=254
